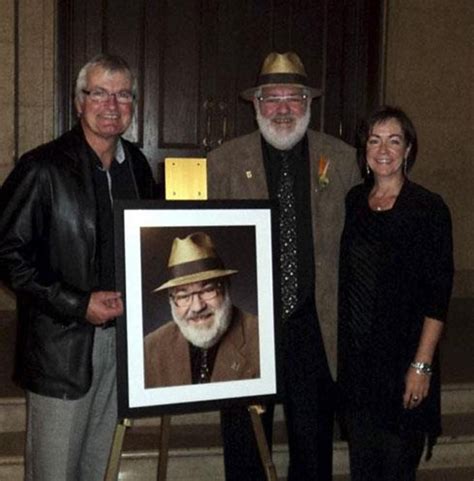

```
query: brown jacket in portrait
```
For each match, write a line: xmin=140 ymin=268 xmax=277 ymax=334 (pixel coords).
xmin=144 ymin=307 xmax=259 ymax=388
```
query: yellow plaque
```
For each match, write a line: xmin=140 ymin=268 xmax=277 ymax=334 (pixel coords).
xmin=165 ymin=158 xmax=207 ymax=200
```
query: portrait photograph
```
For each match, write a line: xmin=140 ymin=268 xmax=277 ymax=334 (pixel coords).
xmin=114 ymin=200 xmax=278 ymax=418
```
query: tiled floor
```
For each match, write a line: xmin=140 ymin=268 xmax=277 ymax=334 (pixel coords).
xmin=335 ymin=467 xmax=474 ymax=481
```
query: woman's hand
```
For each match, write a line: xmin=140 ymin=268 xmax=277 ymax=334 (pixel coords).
xmin=403 ymin=366 xmax=431 ymax=409
xmin=403 ymin=317 xmax=444 ymax=409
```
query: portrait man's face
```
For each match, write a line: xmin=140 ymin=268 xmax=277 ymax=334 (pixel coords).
xmin=169 ymin=279 xmax=232 ymax=349
xmin=254 ymin=85 xmax=311 ymax=150
xmin=76 ymin=65 xmax=134 ymax=145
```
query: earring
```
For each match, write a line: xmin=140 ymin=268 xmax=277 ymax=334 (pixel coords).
xmin=366 ymin=163 xmax=370 ymax=176
xmin=403 ymin=158 xmax=408 ymax=177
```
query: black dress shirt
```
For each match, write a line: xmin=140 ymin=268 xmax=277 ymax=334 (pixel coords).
xmin=90 ymin=143 xmax=139 ymax=291
xmin=262 ymin=135 xmax=331 ymax=379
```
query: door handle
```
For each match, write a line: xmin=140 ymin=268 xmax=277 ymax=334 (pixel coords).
xmin=202 ymin=98 xmax=215 ymax=150
xmin=216 ymin=100 xmax=228 ymax=146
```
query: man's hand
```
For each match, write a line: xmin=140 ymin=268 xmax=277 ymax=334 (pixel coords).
xmin=86 ymin=291 xmax=123 ymax=326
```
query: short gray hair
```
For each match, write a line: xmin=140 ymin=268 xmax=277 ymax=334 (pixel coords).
xmin=74 ymin=53 xmax=137 ymax=103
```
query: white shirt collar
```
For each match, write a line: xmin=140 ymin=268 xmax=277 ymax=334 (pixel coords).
xmin=115 ymin=139 xmax=126 ymax=164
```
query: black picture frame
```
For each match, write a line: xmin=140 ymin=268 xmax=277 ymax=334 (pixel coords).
xmin=114 ymin=200 xmax=279 ymax=418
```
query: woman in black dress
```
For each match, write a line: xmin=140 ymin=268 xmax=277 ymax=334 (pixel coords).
xmin=338 ymin=106 xmax=454 ymax=481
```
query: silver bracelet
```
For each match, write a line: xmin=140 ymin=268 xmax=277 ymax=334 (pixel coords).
xmin=410 ymin=361 xmax=433 ymax=376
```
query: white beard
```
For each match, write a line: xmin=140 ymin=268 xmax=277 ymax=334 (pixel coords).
xmin=256 ymin=107 xmax=311 ymax=151
xmin=171 ymin=292 xmax=233 ymax=349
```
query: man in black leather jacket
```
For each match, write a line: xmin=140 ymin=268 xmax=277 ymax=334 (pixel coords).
xmin=0 ymin=54 xmax=155 ymax=481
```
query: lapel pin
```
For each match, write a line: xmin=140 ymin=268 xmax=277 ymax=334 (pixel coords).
xmin=231 ymin=361 xmax=240 ymax=371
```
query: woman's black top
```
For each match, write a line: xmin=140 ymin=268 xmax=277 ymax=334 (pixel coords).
xmin=338 ymin=180 xmax=454 ymax=439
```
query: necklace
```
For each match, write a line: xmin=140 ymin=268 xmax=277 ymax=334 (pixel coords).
xmin=370 ymin=193 xmax=399 ymax=211
xmin=370 ymin=179 xmax=405 ymax=212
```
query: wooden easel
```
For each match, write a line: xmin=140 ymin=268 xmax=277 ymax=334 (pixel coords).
xmin=104 ymin=418 xmax=132 ymax=481
xmin=104 ymin=162 xmax=277 ymax=479
xmin=104 ymin=405 xmax=277 ymax=481
xmin=104 ymin=415 xmax=171 ymax=481
xmin=248 ymin=404 xmax=278 ymax=481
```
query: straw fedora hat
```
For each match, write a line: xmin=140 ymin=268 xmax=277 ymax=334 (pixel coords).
xmin=241 ymin=51 xmax=322 ymax=101
xmin=153 ymin=232 xmax=238 ymax=291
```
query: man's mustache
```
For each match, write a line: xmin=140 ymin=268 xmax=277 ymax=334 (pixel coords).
xmin=271 ymin=114 xmax=296 ymax=122
xmin=185 ymin=308 xmax=214 ymax=322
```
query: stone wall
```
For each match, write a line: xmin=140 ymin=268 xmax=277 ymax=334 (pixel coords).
xmin=384 ymin=0 xmax=474 ymax=296
xmin=0 ymin=0 xmax=55 ymax=185
xmin=0 ymin=0 xmax=15 ymax=184
xmin=0 ymin=0 xmax=55 ymax=309
xmin=17 ymin=0 xmax=55 ymax=157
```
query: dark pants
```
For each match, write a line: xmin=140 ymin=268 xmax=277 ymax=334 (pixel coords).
xmin=220 ymin=404 xmax=275 ymax=481
xmin=345 ymin=411 xmax=425 ymax=481
xmin=221 ymin=319 xmax=334 ymax=481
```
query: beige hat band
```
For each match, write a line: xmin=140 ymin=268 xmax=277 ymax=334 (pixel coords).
xmin=169 ymin=257 xmax=223 ymax=280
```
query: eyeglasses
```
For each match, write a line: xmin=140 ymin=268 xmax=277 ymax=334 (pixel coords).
xmin=170 ymin=282 xmax=223 ymax=308
xmin=257 ymin=94 xmax=308 ymax=107
xmin=82 ymin=88 xmax=135 ymax=104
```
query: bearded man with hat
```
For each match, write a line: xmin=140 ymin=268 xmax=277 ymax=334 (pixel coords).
xmin=207 ymin=52 xmax=360 ymax=481
xmin=144 ymin=232 xmax=260 ymax=387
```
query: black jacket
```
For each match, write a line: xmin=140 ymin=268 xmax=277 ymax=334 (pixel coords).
xmin=338 ymin=181 xmax=454 ymax=439
xmin=0 ymin=125 xmax=155 ymax=399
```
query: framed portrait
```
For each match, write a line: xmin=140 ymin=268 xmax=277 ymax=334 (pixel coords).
xmin=114 ymin=200 xmax=278 ymax=418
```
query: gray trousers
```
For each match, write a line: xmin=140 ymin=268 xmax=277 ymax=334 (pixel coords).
xmin=25 ymin=327 xmax=117 ymax=481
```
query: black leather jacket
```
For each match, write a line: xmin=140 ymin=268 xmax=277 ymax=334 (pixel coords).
xmin=0 ymin=125 xmax=155 ymax=399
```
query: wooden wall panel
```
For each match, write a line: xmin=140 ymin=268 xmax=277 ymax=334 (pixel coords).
xmin=289 ymin=0 xmax=325 ymax=132
xmin=324 ymin=1 xmax=345 ymax=138
xmin=141 ymin=0 xmax=161 ymax=174
xmin=106 ymin=0 xmax=146 ymax=145
xmin=57 ymin=0 xmax=384 ymax=179
xmin=221 ymin=1 xmax=274 ymax=138
xmin=159 ymin=0 xmax=201 ymax=148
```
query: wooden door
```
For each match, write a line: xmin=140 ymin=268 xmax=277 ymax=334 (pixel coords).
xmin=57 ymin=0 xmax=385 ymax=180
